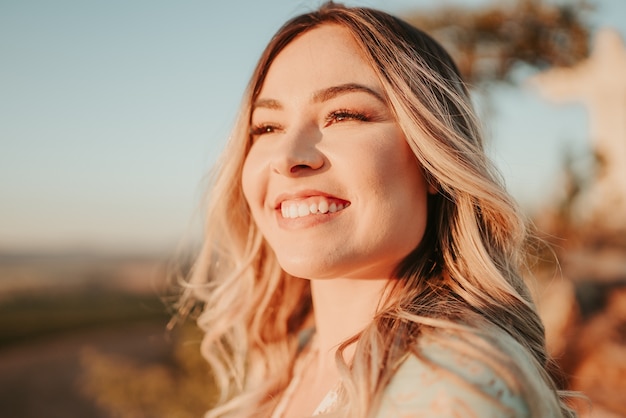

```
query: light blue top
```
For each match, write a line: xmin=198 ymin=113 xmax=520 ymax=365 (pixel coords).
xmin=307 ymin=331 xmax=531 ymax=417
xmin=374 ymin=339 xmax=530 ymax=418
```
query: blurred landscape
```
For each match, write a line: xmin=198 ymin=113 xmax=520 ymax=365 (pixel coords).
xmin=0 ymin=252 xmax=214 ymax=417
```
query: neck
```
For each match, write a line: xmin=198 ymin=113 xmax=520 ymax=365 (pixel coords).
xmin=310 ymin=278 xmax=390 ymax=363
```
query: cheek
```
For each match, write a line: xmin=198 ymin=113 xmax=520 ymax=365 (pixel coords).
xmin=363 ymin=135 xmax=425 ymax=197
xmin=367 ymin=137 xmax=429 ymax=241
xmin=241 ymin=147 xmax=276 ymax=245
xmin=241 ymin=157 xmax=254 ymax=204
xmin=241 ymin=147 xmax=264 ymax=209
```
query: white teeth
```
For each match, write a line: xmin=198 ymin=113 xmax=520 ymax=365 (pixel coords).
xmin=297 ymin=203 xmax=309 ymax=217
xmin=280 ymin=199 xmax=348 ymax=218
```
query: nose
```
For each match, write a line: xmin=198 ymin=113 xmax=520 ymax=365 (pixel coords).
xmin=270 ymin=125 xmax=325 ymax=176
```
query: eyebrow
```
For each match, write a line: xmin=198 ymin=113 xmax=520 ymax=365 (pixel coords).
xmin=312 ymin=83 xmax=385 ymax=104
xmin=252 ymin=83 xmax=386 ymax=111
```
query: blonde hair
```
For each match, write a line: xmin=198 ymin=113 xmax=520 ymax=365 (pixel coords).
xmin=184 ymin=3 xmax=576 ymax=417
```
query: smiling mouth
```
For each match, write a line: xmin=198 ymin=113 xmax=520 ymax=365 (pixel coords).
xmin=279 ymin=196 xmax=350 ymax=219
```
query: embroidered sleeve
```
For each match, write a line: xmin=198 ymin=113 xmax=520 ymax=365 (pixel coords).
xmin=376 ymin=343 xmax=530 ymax=418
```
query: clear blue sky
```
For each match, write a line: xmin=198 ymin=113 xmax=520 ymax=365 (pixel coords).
xmin=1 ymin=0 xmax=625 ymax=254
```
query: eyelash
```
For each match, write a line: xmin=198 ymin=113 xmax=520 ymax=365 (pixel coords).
xmin=250 ymin=124 xmax=279 ymax=136
xmin=250 ymin=109 xmax=370 ymax=137
xmin=324 ymin=109 xmax=370 ymax=126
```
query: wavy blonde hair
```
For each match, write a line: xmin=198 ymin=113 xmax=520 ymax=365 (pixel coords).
xmin=184 ymin=3 xmax=576 ymax=417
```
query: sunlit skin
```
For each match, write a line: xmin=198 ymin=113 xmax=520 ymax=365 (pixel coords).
xmin=241 ymin=24 xmax=433 ymax=416
xmin=242 ymin=25 xmax=430 ymax=281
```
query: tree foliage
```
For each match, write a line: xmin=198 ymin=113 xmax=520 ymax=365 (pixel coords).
xmin=404 ymin=0 xmax=592 ymax=84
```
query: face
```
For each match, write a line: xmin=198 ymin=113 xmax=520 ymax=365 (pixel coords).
xmin=241 ymin=24 xmax=431 ymax=280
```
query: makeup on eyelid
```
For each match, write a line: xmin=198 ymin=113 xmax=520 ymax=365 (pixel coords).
xmin=251 ymin=108 xmax=372 ymax=137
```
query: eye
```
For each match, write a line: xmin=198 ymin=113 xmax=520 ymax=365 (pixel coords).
xmin=250 ymin=123 xmax=281 ymax=137
xmin=324 ymin=109 xmax=369 ymax=127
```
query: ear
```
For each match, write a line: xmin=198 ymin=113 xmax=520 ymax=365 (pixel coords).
xmin=421 ymin=167 xmax=438 ymax=195
xmin=426 ymin=178 xmax=438 ymax=195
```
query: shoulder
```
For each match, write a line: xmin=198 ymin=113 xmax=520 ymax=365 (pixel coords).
xmin=376 ymin=334 xmax=530 ymax=418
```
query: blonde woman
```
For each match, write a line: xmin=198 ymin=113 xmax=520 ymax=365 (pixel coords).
xmin=184 ymin=3 xmax=576 ymax=417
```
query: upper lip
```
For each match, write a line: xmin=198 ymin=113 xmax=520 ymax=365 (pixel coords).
xmin=272 ymin=189 xmax=349 ymax=210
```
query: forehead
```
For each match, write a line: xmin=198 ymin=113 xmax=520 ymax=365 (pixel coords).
xmin=259 ymin=24 xmax=381 ymax=98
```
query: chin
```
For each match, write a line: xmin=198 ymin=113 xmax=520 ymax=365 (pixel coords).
xmin=276 ymin=255 xmax=398 ymax=281
xmin=274 ymin=252 xmax=340 ymax=279
xmin=277 ymin=258 xmax=327 ymax=280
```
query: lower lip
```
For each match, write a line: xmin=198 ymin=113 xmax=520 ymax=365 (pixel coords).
xmin=275 ymin=209 xmax=346 ymax=230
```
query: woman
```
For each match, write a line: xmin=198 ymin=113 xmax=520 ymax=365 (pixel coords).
xmin=183 ymin=3 xmax=576 ymax=417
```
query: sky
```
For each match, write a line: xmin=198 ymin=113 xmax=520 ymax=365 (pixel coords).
xmin=1 ymin=0 xmax=625 ymax=254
